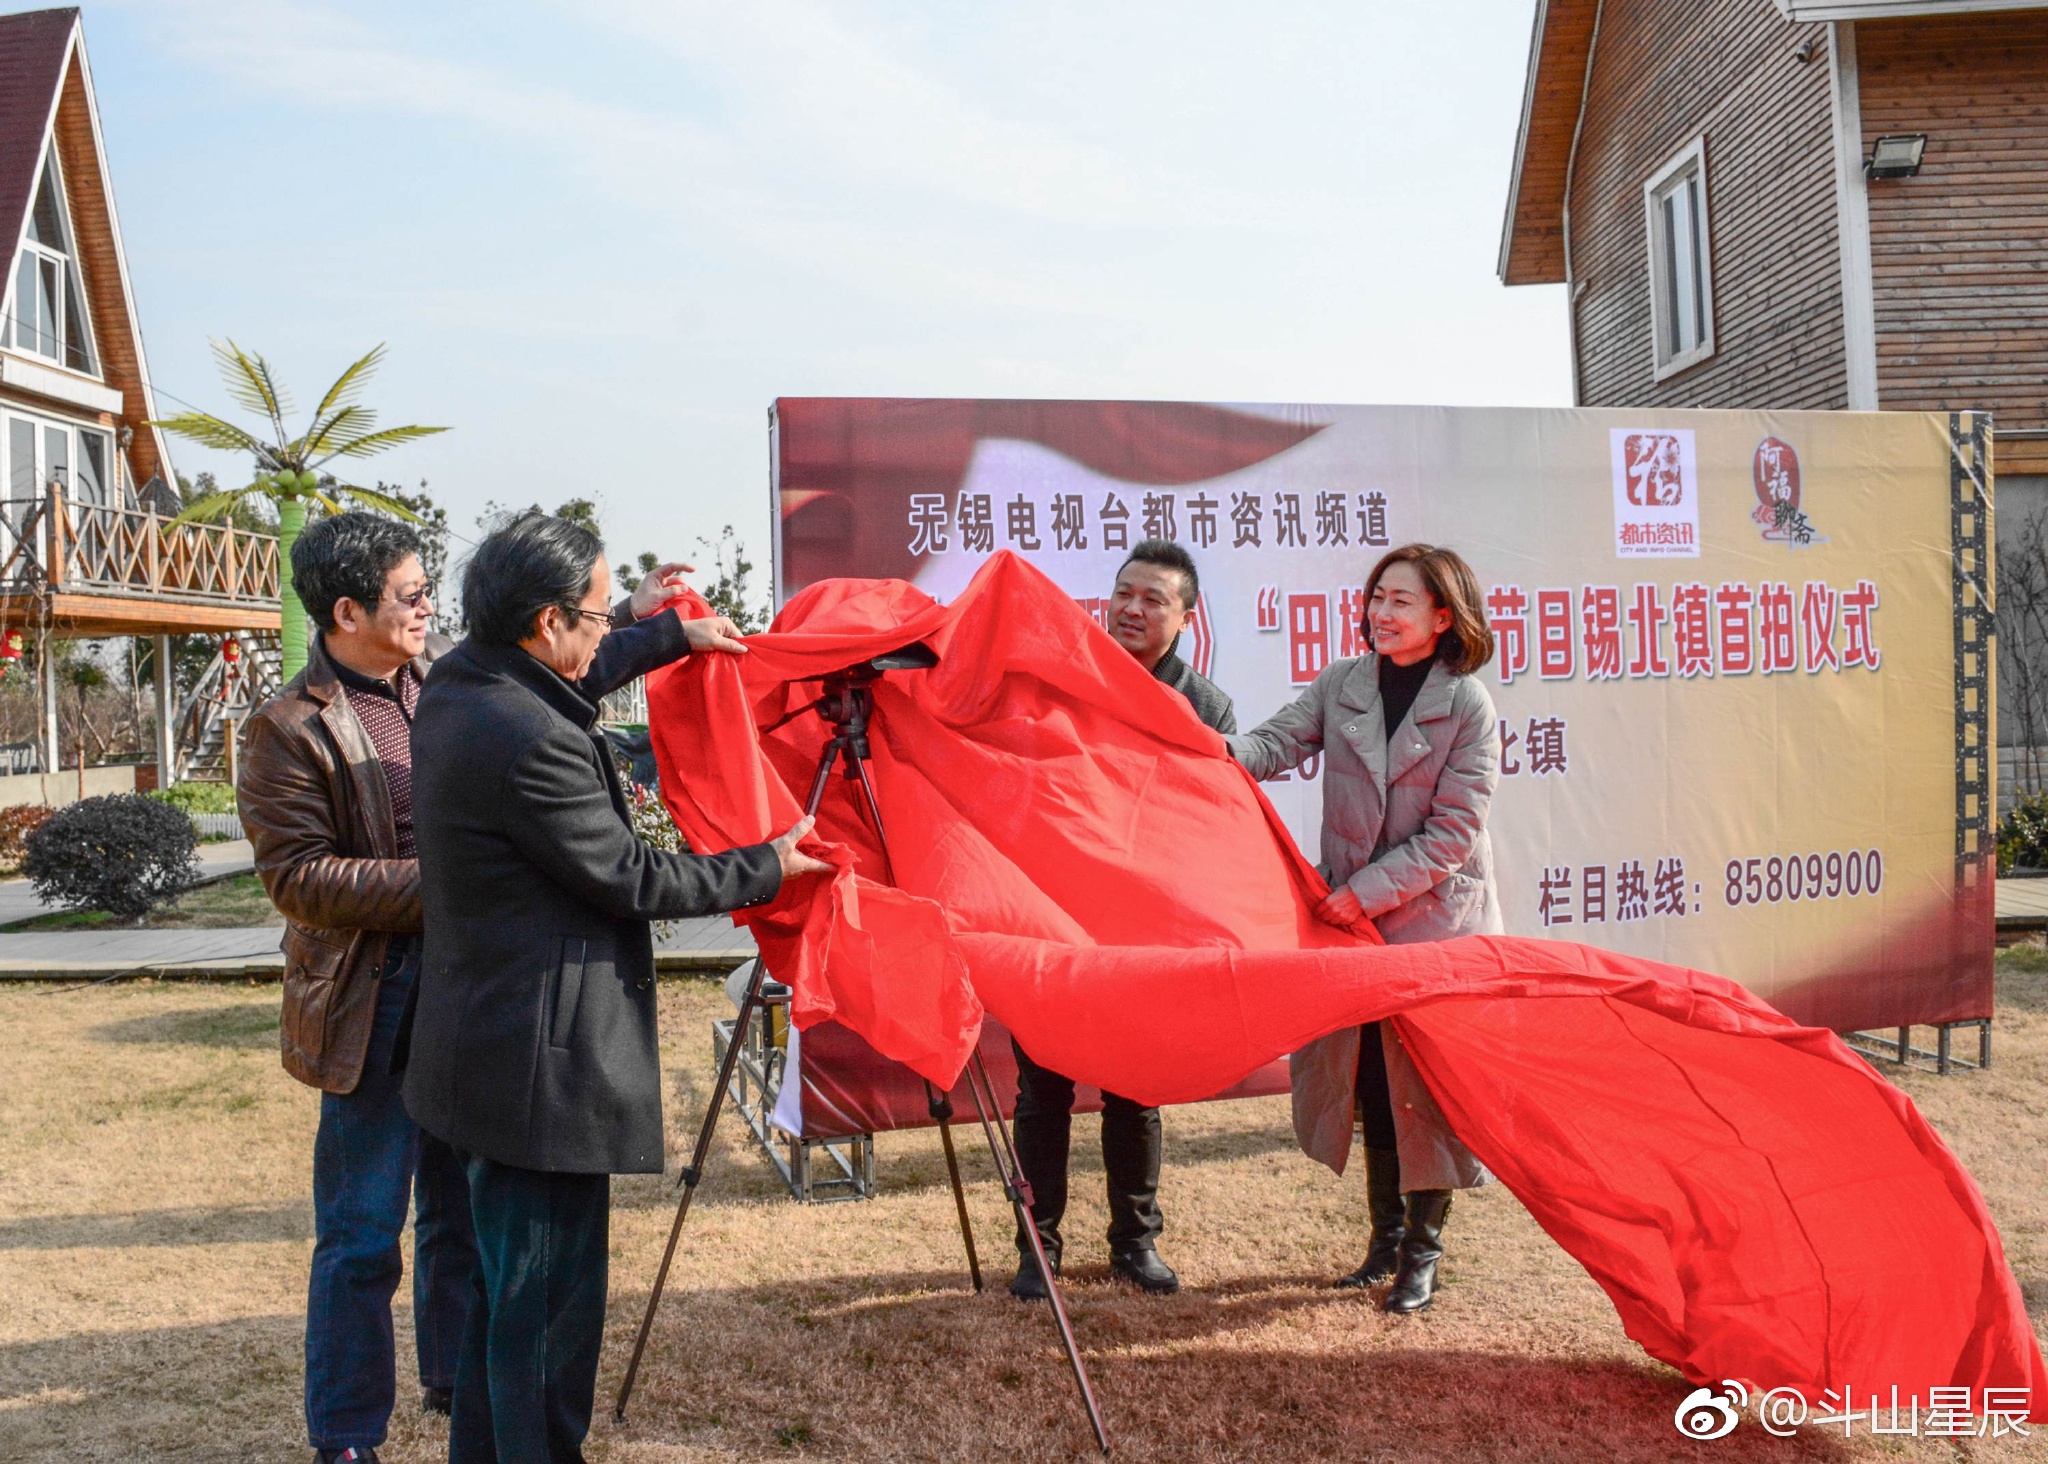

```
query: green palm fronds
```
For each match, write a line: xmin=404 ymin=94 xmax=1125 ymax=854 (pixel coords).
xmin=147 ymin=339 xmax=448 ymax=487
xmin=309 ymin=344 xmax=385 ymax=422
xmin=316 ymin=423 xmax=450 ymax=463
xmin=210 ymin=339 xmax=292 ymax=440
xmin=145 ymin=340 xmax=450 ymax=680
xmin=330 ymin=483 xmax=420 ymax=518
xmin=149 ymin=411 xmax=270 ymax=458
xmin=293 ymin=403 xmax=377 ymax=460
xmin=168 ymin=486 xmax=261 ymax=527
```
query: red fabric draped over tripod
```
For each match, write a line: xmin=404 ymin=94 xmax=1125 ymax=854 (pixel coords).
xmin=648 ymin=551 xmax=2045 ymax=1416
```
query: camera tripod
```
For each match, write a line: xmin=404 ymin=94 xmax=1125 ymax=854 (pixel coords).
xmin=615 ymin=647 xmax=1112 ymax=1455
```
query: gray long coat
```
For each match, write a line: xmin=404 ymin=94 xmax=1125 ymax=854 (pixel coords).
xmin=1228 ymin=654 xmax=1501 ymax=1191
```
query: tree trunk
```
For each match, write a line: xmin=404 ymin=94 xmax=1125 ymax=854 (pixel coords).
xmin=277 ymin=496 xmax=309 ymax=679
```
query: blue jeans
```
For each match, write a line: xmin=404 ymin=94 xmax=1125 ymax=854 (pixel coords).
xmin=450 ymin=1156 xmax=611 ymax=1464
xmin=306 ymin=943 xmax=479 ymax=1451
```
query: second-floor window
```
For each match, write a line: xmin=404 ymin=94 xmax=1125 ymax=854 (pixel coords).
xmin=1645 ymin=139 xmax=1715 ymax=378
xmin=5 ymin=150 xmax=97 ymax=376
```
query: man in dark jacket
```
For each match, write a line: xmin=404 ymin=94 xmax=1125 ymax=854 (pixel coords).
xmin=242 ymin=512 xmax=707 ymax=1464
xmin=1010 ymin=539 xmax=1236 ymax=1302
xmin=403 ymin=513 xmax=824 ymax=1464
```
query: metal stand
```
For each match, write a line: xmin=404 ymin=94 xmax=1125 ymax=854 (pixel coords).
xmin=713 ymin=992 xmax=875 ymax=1202
xmin=1845 ymin=1020 xmax=1992 ymax=1075
xmin=615 ymin=657 xmax=1112 ymax=1453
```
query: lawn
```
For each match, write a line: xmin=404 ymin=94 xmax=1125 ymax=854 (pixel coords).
xmin=0 ymin=873 xmax=283 ymax=932
xmin=1 ymin=962 xmax=2044 ymax=1462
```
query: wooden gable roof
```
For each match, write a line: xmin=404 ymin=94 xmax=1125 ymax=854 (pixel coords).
xmin=1498 ymin=0 xmax=1600 ymax=286
xmin=0 ymin=7 xmax=174 ymax=489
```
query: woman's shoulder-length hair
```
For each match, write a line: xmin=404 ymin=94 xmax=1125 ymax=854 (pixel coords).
xmin=1359 ymin=543 xmax=1496 ymax=678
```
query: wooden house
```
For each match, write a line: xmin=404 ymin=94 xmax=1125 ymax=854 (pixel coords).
xmin=1499 ymin=0 xmax=2048 ymax=800
xmin=0 ymin=8 xmax=278 ymax=786
xmin=1499 ymin=0 xmax=2048 ymax=480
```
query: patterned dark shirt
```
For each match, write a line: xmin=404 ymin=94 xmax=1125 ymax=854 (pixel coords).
xmin=330 ymin=645 xmax=422 ymax=860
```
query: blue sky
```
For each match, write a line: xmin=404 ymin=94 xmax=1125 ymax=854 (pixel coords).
xmin=77 ymin=0 xmax=1569 ymax=590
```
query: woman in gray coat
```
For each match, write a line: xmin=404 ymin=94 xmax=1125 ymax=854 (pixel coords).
xmin=1228 ymin=544 xmax=1500 ymax=1314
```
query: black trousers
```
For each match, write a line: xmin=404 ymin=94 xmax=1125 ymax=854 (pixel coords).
xmin=1356 ymin=1021 xmax=1399 ymax=1151
xmin=1011 ymin=1038 xmax=1163 ymax=1262
xmin=450 ymin=1155 xmax=610 ymax=1464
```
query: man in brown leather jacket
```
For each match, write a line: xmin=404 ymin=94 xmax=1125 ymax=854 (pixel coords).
xmin=240 ymin=511 xmax=699 ymax=1464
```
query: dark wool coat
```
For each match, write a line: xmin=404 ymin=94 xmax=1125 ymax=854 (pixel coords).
xmin=401 ymin=618 xmax=782 ymax=1174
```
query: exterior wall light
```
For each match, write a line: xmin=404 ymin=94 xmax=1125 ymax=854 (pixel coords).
xmin=1865 ymin=134 xmax=1927 ymax=180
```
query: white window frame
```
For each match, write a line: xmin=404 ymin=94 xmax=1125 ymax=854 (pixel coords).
xmin=1644 ymin=137 xmax=1717 ymax=381
xmin=1 ymin=146 xmax=100 ymax=380
xmin=2 ymin=405 xmax=122 ymax=515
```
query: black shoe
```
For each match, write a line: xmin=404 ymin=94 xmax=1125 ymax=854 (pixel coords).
xmin=316 ymin=1449 xmax=381 ymax=1464
xmin=1110 ymin=1248 xmax=1180 ymax=1295
xmin=1335 ymin=1146 xmax=1405 ymax=1289
xmin=421 ymin=1385 xmax=453 ymax=1416
xmin=1383 ymin=1190 xmax=1453 ymax=1315
xmin=1010 ymin=1248 xmax=1060 ymax=1300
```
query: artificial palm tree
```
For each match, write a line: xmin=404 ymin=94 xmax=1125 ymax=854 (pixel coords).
xmin=151 ymin=340 xmax=448 ymax=678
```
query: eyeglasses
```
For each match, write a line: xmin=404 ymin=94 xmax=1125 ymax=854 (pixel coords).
xmin=385 ymin=579 xmax=435 ymax=611
xmin=562 ymin=605 xmax=615 ymax=630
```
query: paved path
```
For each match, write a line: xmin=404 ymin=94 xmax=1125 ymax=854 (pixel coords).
xmin=0 ymin=909 xmax=754 ymax=980
xmin=2 ymin=866 xmax=2038 ymax=977
xmin=1997 ymin=875 xmax=2048 ymax=928
xmin=0 ymin=839 xmax=256 ymax=928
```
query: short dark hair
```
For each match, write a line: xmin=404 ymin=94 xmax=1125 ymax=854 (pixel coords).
xmin=462 ymin=511 xmax=606 ymax=645
xmin=1118 ymin=538 xmax=1199 ymax=610
xmin=290 ymin=511 xmax=425 ymax=631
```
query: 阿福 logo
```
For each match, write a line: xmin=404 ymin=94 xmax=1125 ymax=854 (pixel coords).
xmin=1752 ymin=436 xmax=1826 ymax=547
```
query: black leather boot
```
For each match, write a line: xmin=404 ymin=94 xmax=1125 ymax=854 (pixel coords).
xmin=1010 ymin=1243 xmax=1061 ymax=1301
xmin=1382 ymin=1190 xmax=1452 ymax=1314
xmin=1334 ymin=1146 xmax=1405 ymax=1288
xmin=1110 ymin=1247 xmax=1180 ymax=1295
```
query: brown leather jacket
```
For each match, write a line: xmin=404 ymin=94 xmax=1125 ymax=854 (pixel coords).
xmin=240 ymin=632 xmax=450 ymax=1093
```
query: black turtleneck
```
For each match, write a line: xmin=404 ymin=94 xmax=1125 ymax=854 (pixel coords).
xmin=1378 ymin=654 xmax=1433 ymax=742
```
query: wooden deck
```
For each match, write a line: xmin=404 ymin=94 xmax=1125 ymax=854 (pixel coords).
xmin=0 ymin=489 xmax=280 ymax=635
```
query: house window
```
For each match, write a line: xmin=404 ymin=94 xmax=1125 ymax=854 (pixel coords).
xmin=1644 ymin=139 xmax=1715 ymax=378
xmin=3 ymin=149 xmax=97 ymax=375
xmin=2 ymin=409 xmax=124 ymax=519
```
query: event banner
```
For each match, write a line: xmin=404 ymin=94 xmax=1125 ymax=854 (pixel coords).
xmin=771 ymin=399 xmax=1994 ymax=1033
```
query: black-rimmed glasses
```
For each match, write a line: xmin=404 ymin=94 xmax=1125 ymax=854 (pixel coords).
xmin=563 ymin=605 xmax=615 ymax=629
xmin=386 ymin=579 xmax=435 ymax=611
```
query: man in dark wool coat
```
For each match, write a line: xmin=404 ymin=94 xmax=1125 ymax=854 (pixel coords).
xmin=403 ymin=512 xmax=825 ymax=1464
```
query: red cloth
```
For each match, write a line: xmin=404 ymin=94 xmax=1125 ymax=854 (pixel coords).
xmin=650 ymin=551 xmax=2045 ymax=1415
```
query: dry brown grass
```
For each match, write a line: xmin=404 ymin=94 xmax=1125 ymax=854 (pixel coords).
xmin=1 ymin=967 xmax=2045 ymax=1463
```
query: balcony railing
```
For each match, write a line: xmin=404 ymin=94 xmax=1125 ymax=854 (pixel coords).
xmin=0 ymin=484 xmax=280 ymax=605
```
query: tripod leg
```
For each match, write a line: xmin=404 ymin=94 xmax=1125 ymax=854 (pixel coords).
xmin=962 ymin=1050 xmax=1112 ymax=1456
xmin=804 ymin=739 xmax=838 ymax=817
xmin=848 ymin=752 xmax=901 ymax=888
xmin=818 ymin=726 xmax=1106 ymax=1449
xmin=925 ymin=1081 xmax=982 ymax=1291
xmin=614 ymin=960 xmax=767 ymax=1423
